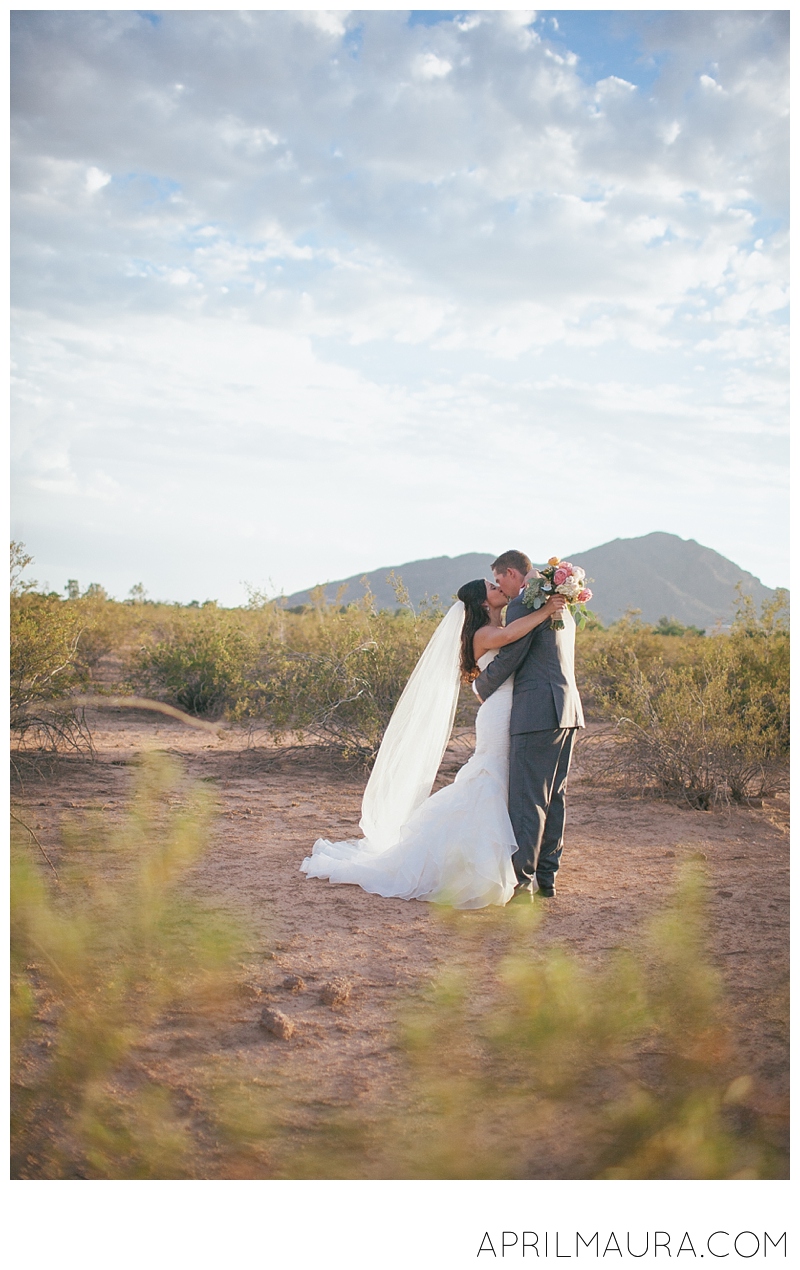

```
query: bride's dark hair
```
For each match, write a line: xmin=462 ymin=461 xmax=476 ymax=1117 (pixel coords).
xmin=457 ymin=579 xmax=490 ymax=682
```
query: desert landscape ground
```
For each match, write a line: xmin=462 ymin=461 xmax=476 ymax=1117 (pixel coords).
xmin=12 ymin=704 xmax=789 ymax=1179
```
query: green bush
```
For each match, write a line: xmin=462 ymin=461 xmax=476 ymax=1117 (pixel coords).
xmin=373 ymin=864 xmax=784 ymax=1179
xmin=653 ymin=615 xmax=706 ymax=637
xmin=11 ymin=760 xmax=786 ymax=1179
xmin=240 ymin=586 xmax=441 ymax=762
xmin=577 ymin=591 xmax=788 ymax=806
xmin=10 ymin=550 xmax=443 ymax=760
xmin=11 ymin=753 xmax=244 ymax=1179
xmin=126 ymin=580 xmax=442 ymax=762
xmin=10 ymin=591 xmax=94 ymax=752
xmin=11 ymin=540 xmax=788 ymax=792
xmin=9 ymin=542 xmax=125 ymax=753
xmin=130 ymin=610 xmax=259 ymax=717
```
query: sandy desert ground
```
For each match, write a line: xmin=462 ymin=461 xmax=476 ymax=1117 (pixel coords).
xmin=12 ymin=707 xmax=789 ymax=1177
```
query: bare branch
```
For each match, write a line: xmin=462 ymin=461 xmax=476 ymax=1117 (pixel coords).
xmin=64 ymin=695 xmax=229 ymax=736
xmin=10 ymin=811 xmax=59 ymax=880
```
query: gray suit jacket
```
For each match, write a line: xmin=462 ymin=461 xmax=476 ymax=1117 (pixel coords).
xmin=474 ymin=596 xmax=585 ymax=734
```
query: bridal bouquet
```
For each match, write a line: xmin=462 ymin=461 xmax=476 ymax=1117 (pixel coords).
xmin=522 ymin=557 xmax=593 ymax=630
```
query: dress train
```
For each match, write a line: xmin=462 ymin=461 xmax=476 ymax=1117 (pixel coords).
xmin=301 ymin=652 xmax=517 ymax=909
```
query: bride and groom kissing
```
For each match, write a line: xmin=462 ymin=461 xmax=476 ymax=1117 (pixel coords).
xmin=302 ymin=549 xmax=584 ymax=909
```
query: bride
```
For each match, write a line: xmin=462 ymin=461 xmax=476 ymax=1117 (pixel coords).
xmin=301 ymin=579 xmax=567 ymax=908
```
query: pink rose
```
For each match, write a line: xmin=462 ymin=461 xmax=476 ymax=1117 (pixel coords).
xmin=553 ymin=568 xmax=568 ymax=585
xmin=578 ymin=588 xmax=592 ymax=603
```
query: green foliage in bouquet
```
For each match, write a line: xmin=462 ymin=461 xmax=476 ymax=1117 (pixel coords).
xmin=523 ymin=558 xmax=593 ymax=630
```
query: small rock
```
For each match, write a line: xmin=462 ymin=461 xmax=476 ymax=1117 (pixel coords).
xmin=320 ymin=978 xmax=352 ymax=1007
xmin=663 ymin=850 xmax=676 ymax=858
xmin=259 ymin=1007 xmax=296 ymax=1039
xmin=282 ymin=975 xmax=306 ymax=993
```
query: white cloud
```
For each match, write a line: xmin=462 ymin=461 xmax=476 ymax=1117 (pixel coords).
xmin=10 ymin=9 xmax=789 ymax=596
xmin=594 ymin=74 xmax=636 ymax=97
xmin=85 ymin=166 xmax=111 ymax=194
xmin=413 ymin=52 xmax=453 ymax=80
xmin=298 ymin=10 xmax=349 ymax=40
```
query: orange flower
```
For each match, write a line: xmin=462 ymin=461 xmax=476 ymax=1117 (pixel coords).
xmin=547 ymin=556 xmax=560 ymax=566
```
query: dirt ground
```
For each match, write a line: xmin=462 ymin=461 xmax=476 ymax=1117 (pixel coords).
xmin=12 ymin=707 xmax=790 ymax=1176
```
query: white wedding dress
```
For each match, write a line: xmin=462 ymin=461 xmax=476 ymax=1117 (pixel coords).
xmin=301 ymin=651 xmax=518 ymax=909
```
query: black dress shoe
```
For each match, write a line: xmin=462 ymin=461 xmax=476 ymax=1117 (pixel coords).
xmin=534 ymin=886 xmax=555 ymax=899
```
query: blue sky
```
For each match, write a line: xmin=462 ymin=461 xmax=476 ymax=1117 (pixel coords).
xmin=11 ymin=9 xmax=788 ymax=603
xmin=411 ymin=10 xmax=665 ymax=87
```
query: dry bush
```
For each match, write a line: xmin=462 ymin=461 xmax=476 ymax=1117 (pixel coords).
xmin=10 ymin=591 xmax=95 ymax=755
xmin=10 ymin=543 xmax=143 ymax=755
xmin=365 ymin=864 xmax=785 ymax=1180
xmin=11 ymin=753 xmax=246 ymax=1179
xmin=126 ymin=579 xmax=442 ymax=764
xmin=11 ymin=766 xmax=786 ymax=1179
xmin=10 ymin=547 xmax=443 ymax=766
xmin=11 ymin=539 xmax=788 ymax=797
xmin=576 ymin=592 xmax=789 ymax=807
xmin=238 ymin=584 xmax=441 ymax=763
xmin=129 ymin=608 xmax=260 ymax=717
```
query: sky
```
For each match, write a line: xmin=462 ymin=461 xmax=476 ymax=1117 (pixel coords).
xmin=11 ymin=8 xmax=789 ymax=604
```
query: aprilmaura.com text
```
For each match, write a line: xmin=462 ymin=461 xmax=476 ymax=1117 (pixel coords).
xmin=477 ymin=1232 xmax=786 ymax=1259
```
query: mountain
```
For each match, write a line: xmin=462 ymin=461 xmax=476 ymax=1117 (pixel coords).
xmin=567 ymin=533 xmax=778 ymax=627
xmin=282 ymin=533 xmax=781 ymax=628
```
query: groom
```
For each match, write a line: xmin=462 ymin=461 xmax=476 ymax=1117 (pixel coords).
xmin=473 ymin=549 xmax=584 ymax=899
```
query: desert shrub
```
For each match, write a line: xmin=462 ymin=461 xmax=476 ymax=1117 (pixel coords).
xmin=141 ymin=578 xmax=443 ymax=761
xmin=66 ymin=589 xmax=122 ymax=678
xmin=10 ymin=553 xmax=444 ymax=758
xmin=372 ymin=864 xmax=784 ymax=1179
xmin=9 ymin=543 xmax=123 ymax=753
xmin=10 ymin=591 xmax=95 ymax=753
xmin=129 ymin=609 xmax=260 ymax=716
xmin=240 ymin=587 xmax=441 ymax=762
xmin=11 ymin=540 xmax=37 ymax=595
xmin=12 ymin=542 xmax=786 ymax=793
xmin=653 ymin=615 xmax=706 ymax=637
xmin=577 ymin=592 xmax=788 ymax=806
xmin=11 ymin=753 xmax=244 ymax=1179
xmin=11 ymin=780 xmax=785 ymax=1179
xmin=574 ymin=612 xmax=705 ymax=720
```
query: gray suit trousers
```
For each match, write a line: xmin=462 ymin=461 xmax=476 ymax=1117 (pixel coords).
xmin=509 ymin=727 xmax=577 ymax=889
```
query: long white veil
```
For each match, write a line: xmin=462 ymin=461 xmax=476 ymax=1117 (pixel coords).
xmin=359 ymin=600 xmax=465 ymax=851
